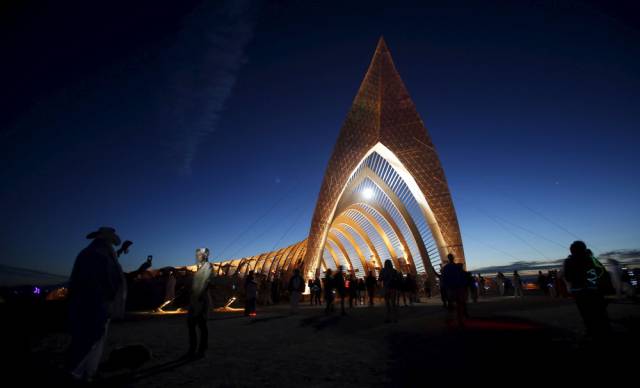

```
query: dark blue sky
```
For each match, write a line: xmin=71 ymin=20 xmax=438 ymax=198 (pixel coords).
xmin=1 ymin=0 xmax=639 ymax=275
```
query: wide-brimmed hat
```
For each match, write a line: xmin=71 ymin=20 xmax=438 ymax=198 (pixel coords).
xmin=86 ymin=227 xmax=121 ymax=246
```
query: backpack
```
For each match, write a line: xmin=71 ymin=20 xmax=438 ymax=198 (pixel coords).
xmin=591 ymin=256 xmax=615 ymax=296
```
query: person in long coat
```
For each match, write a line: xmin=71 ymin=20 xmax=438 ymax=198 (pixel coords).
xmin=68 ymin=227 xmax=125 ymax=382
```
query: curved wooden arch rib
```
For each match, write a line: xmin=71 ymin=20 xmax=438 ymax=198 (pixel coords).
xmin=336 ymin=166 xmax=430 ymax=275
xmin=324 ymin=243 xmax=341 ymax=269
xmin=327 ymin=234 xmax=353 ymax=272
xmin=333 ymin=215 xmax=382 ymax=270
xmin=346 ymin=203 xmax=416 ymax=274
xmin=331 ymin=225 xmax=369 ymax=276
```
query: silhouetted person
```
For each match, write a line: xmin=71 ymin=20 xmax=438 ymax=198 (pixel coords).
xmin=365 ymin=271 xmax=377 ymax=306
xmin=68 ymin=227 xmax=125 ymax=382
xmin=466 ymin=270 xmax=478 ymax=303
xmin=442 ymin=253 xmax=466 ymax=327
xmin=312 ymin=275 xmax=322 ymax=305
xmin=271 ymin=276 xmax=280 ymax=304
xmin=435 ymin=271 xmax=447 ymax=309
xmin=165 ymin=270 xmax=176 ymax=303
xmin=424 ymin=277 xmax=432 ymax=299
xmin=187 ymin=248 xmax=212 ymax=358
xmin=138 ymin=255 xmax=152 ymax=273
xmin=478 ymin=274 xmax=486 ymax=296
xmin=357 ymin=278 xmax=366 ymax=305
xmin=245 ymin=270 xmax=257 ymax=316
xmin=348 ymin=273 xmax=358 ymax=308
xmin=334 ymin=266 xmax=347 ymax=315
xmin=288 ymin=268 xmax=305 ymax=314
xmin=564 ymin=241 xmax=611 ymax=338
xmin=537 ymin=271 xmax=548 ymax=295
xmin=513 ymin=271 xmax=524 ymax=298
xmin=324 ymin=269 xmax=335 ymax=314
xmin=496 ymin=272 xmax=505 ymax=296
xmin=379 ymin=260 xmax=399 ymax=322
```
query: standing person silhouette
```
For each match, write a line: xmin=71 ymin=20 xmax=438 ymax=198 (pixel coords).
xmin=564 ymin=241 xmax=611 ymax=339
xmin=513 ymin=271 xmax=524 ymax=298
xmin=68 ymin=227 xmax=125 ymax=383
xmin=312 ymin=275 xmax=322 ymax=305
xmin=324 ymin=269 xmax=335 ymax=314
xmin=365 ymin=271 xmax=377 ymax=306
xmin=334 ymin=266 xmax=347 ymax=315
xmin=441 ymin=253 xmax=466 ymax=327
xmin=379 ymin=260 xmax=399 ymax=323
xmin=244 ymin=270 xmax=257 ymax=317
xmin=187 ymin=248 xmax=212 ymax=358
xmin=288 ymin=269 xmax=305 ymax=314
xmin=348 ymin=273 xmax=358 ymax=308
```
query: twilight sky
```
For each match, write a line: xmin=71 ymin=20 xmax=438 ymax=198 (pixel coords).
xmin=1 ymin=0 xmax=639 ymax=275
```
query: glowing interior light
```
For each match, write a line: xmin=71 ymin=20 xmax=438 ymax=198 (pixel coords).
xmin=362 ymin=188 xmax=374 ymax=200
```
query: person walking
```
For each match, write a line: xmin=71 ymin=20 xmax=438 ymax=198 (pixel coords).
xmin=348 ymin=273 xmax=358 ymax=308
xmin=187 ymin=247 xmax=212 ymax=358
xmin=365 ymin=271 xmax=377 ymax=306
xmin=312 ymin=275 xmax=322 ymax=305
xmin=68 ymin=227 xmax=125 ymax=383
xmin=334 ymin=266 xmax=347 ymax=315
xmin=244 ymin=270 xmax=257 ymax=317
xmin=478 ymin=274 xmax=486 ymax=297
xmin=379 ymin=260 xmax=400 ymax=323
xmin=442 ymin=254 xmax=467 ymax=327
xmin=324 ymin=269 xmax=335 ymax=314
xmin=357 ymin=278 xmax=366 ymax=305
xmin=513 ymin=270 xmax=524 ymax=298
xmin=564 ymin=241 xmax=611 ymax=339
xmin=288 ymin=269 xmax=305 ymax=314
xmin=496 ymin=272 xmax=506 ymax=296
xmin=537 ymin=271 xmax=548 ymax=296
xmin=271 ymin=275 xmax=280 ymax=304
xmin=424 ymin=277 xmax=432 ymax=299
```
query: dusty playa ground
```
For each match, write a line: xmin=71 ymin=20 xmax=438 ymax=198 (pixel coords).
xmin=20 ymin=297 xmax=640 ymax=386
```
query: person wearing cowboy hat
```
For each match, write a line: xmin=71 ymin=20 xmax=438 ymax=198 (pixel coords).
xmin=68 ymin=227 xmax=126 ymax=382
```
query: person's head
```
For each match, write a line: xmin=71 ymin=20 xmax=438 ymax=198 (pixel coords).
xmin=195 ymin=248 xmax=209 ymax=263
xmin=326 ymin=268 xmax=333 ymax=277
xmin=384 ymin=259 xmax=393 ymax=271
xmin=514 ymin=270 xmax=519 ymax=276
xmin=86 ymin=226 xmax=121 ymax=247
xmin=293 ymin=268 xmax=300 ymax=276
xmin=337 ymin=265 xmax=343 ymax=273
xmin=147 ymin=255 xmax=153 ymax=263
xmin=570 ymin=240 xmax=588 ymax=257
xmin=447 ymin=253 xmax=455 ymax=264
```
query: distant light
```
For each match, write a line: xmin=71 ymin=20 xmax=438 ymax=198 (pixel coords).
xmin=33 ymin=287 xmax=40 ymax=295
xmin=362 ymin=188 xmax=374 ymax=200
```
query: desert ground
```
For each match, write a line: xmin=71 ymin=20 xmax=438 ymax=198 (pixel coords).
xmin=11 ymin=295 xmax=640 ymax=387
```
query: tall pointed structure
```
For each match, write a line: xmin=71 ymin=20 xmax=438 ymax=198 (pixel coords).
xmin=202 ymin=38 xmax=465 ymax=283
xmin=302 ymin=37 xmax=465 ymax=277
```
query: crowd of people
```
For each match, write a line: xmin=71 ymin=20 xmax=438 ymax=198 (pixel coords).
xmin=66 ymin=225 xmax=620 ymax=383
